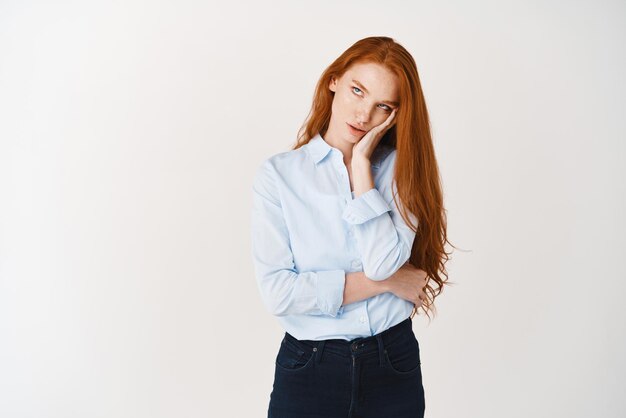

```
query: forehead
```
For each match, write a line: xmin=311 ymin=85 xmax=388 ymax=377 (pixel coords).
xmin=343 ymin=62 xmax=399 ymax=100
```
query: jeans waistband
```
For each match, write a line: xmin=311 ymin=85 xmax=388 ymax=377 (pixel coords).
xmin=284 ymin=316 xmax=413 ymax=365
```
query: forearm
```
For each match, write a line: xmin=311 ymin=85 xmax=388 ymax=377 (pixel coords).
xmin=351 ymin=157 xmax=374 ymax=198
xmin=342 ymin=153 xmax=416 ymax=281
xmin=342 ymin=271 xmax=390 ymax=306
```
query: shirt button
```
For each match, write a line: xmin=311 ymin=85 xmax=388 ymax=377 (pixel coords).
xmin=359 ymin=316 xmax=366 ymax=323
xmin=351 ymin=259 xmax=361 ymax=269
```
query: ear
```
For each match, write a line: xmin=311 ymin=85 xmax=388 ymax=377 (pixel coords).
xmin=329 ymin=76 xmax=337 ymax=92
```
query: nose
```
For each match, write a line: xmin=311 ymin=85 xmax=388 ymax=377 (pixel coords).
xmin=356 ymin=105 xmax=372 ymax=126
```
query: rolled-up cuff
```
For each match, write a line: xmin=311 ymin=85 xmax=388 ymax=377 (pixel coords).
xmin=316 ymin=270 xmax=346 ymax=317
xmin=341 ymin=188 xmax=391 ymax=225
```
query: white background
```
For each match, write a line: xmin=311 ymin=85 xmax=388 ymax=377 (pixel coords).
xmin=1 ymin=1 xmax=624 ymax=417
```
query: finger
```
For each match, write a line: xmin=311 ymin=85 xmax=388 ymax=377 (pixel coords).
xmin=371 ymin=109 xmax=397 ymax=134
xmin=383 ymin=109 xmax=397 ymax=129
xmin=389 ymin=109 xmax=398 ymax=125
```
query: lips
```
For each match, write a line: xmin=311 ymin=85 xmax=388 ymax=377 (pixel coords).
xmin=347 ymin=123 xmax=366 ymax=135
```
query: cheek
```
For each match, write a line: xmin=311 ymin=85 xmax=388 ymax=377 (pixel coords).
xmin=331 ymin=94 xmax=347 ymax=116
xmin=335 ymin=91 xmax=355 ymax=113
xmin=373 ymin=114 xmax=387 ymax=125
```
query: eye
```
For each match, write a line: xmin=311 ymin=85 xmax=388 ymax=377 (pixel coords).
xmin=352 ymin=86 xmax=393 ymax=112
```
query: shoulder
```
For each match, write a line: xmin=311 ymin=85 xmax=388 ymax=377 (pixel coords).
xmin=252 ymin=146 xmax=308 ymax=188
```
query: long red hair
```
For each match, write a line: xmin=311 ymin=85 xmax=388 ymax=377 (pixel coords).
xmin=293 ymin=36 xmax=455 ymax=321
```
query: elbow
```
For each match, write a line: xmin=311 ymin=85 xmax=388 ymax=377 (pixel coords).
xmin=261 ymin=293 xmax=291 ymax=317
xmin=363 ymin=243 xmax=411 ymax=281
xmin=361 ymin=254 xmax=392 ymax=281
xmin=255 ymin=269 xmax=297 ymax=317
xmin=363 ymin=268 xmax=391 ymax=281
xmin=269 ymin=304 xmax=290 ymax=317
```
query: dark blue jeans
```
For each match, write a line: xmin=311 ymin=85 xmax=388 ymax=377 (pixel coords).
xmin=268 ymin=317 xmax=425 ymax=418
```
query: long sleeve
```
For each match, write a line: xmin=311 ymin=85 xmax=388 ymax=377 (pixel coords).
xmin=251 ymin=159 xmax=346 ymax=317
xmin=341 ymin=151 xmax=417 ymax=281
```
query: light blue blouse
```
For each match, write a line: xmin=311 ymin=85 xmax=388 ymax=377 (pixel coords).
xmin=250 ymin=132 xmax=417 ymax=340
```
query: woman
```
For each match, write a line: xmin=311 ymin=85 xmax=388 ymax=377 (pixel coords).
xmin=251 ymin=36 xmax=450 ymax=418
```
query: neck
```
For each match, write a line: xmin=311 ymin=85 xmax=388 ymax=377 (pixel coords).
xmin=322 ymin=125 xmax=354 ymax=166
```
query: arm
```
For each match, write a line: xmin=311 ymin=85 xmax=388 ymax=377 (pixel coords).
xmin=251 ymin=159 xmax=347 ymax=317
xmin=343 ymin=150 xmax=418 ymax=281
xmin=343 ymin=271 xmax=390 ymax=305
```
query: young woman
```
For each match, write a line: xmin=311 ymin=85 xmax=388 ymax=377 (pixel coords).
xmin=251 ymin=36 xmax=450 ymax=418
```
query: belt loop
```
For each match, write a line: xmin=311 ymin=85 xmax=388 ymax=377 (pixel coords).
xmin=376 ymin=334 xmax=385 ymax=367
xmin=315 ymin=340 xmax=326 ymax=365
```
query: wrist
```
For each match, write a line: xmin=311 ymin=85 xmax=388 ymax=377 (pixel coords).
xmin=374 ymin=277 xmax=392 ymax=293
xmin=351 ymin=156 xmax=371 ymax=170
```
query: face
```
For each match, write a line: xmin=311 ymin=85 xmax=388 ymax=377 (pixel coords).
xmin=327 ymin=61 xmax=400 ymax=145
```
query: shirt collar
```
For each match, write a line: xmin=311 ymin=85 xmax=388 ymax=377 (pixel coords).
xmin=306 ymin=132 xmax=392 ymax=169
xmin=306 ymin=133 xmax=333 ymax=165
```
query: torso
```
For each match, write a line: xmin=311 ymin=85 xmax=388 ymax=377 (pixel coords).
xmin=347 ymin=168 xmax=354 ymax=192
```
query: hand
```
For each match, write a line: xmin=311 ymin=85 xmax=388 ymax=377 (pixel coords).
xmin=352 ymin=108 xmax=398 ymax=163
xmin=384 ymin=263 xmax=428 ymax=307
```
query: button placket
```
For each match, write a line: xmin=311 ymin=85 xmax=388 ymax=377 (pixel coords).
xmin=333 ymin=156 xmax=351 ymax=196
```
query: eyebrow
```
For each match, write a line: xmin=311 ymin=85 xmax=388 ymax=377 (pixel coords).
xmin=352 ymin=79 xmax=400 ymax=107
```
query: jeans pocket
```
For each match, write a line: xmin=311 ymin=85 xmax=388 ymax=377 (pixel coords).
xmin=384 ymin=333 xmax=421 ymax=375
xmin=275 ymin=335 xmax=315 ymax=372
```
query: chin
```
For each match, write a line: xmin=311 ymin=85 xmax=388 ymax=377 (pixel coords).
xmin=345 ymin=127 xmax=364 ymax=142
xmin=344 ymin=134 xmax=360 ymax=144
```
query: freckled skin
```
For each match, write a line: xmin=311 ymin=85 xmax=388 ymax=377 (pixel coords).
xmin=326 ymin=61 xmax=400 ymax=189
xmin=322 ymin=62 xmax=427 ymax=312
